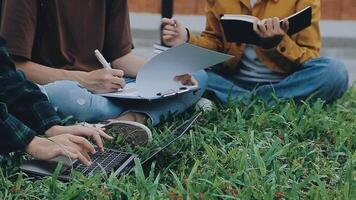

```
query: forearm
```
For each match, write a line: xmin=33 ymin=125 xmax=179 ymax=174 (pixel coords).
xmin=111 ymin=52 xmax=147 ymax=77
xmin=15 ymin=60 xmax=87 ymax=85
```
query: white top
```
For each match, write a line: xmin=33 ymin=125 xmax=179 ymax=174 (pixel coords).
xmin=250 ymin=0 xmax=257 ymax=7
xmin=233 ymin=0 xmax=286 ymax=83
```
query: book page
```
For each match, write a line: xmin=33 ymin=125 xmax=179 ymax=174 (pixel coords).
xmin=221 ymin=14 xmax=259 ymax=23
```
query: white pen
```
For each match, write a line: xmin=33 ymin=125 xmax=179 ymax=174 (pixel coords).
xmin=94 ymin=49 xmax=111 ymax=69
xmin=95 ymin=49 xmax=125 ymax=92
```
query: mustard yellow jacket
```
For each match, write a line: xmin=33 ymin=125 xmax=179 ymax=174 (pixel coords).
xmin=189 ymin=0 xmax=321 ymax=74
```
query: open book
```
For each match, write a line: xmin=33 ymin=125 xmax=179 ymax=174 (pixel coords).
xmin=220 ymin=6 xmax=312 ymax=45
xmin=99 ymin=43 xmax=233 ymax=100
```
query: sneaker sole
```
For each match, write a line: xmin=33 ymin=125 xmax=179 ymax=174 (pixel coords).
xmin=103 ymin=121 xmax=152 ymax=146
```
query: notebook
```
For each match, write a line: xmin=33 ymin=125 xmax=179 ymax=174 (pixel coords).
xmin=99 ymin=43 xmax=233 ymax=100
xmin=220 ymin=6 xmax=312 ymax=45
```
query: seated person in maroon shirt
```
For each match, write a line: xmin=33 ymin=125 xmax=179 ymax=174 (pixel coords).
xmin=0 ymin=0 xmax=208 ymax=145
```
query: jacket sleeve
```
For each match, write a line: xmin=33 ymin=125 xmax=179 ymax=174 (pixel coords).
xmin=261 ymin=0 xmax=321 ymax=70
xmin=0 ymin=102 xmax=36 ymax=154
xmin=188 ymin=0 xmax=225 ymax=52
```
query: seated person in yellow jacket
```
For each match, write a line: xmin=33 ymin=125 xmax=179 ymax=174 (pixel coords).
xmin=162 ymin=0 xmax=349 ymax=104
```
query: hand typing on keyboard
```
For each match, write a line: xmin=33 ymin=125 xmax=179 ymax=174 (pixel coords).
xmin=26 ymin=134 xmax=96 ymax=166
xmin=45 ymin=125 xmax=114 ymax=152
xmin=71 ymin=148 xmax=132 ymax=176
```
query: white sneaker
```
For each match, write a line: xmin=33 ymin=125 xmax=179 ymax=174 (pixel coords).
xmin=82 ymin=121 xmax=152 ymax=146
xmin=195 ymin=97 xmax=214 ymax=112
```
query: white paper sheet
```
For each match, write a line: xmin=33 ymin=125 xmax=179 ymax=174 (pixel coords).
xmin=99 ymin=82 xmax=142 ymax=99
xmin=99 ymin=43 xmax=233 ymax=100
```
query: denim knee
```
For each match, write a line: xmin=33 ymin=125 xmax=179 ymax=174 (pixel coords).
xmin=44 ymin=81 xmax=122 ymax=122
xmin=319 ymin=58 xmax=348 ymax=91
xmin=192 ymin=70 xmax=208 ymax=92
xmin=309 ymin=57 xmax=349 ymax=102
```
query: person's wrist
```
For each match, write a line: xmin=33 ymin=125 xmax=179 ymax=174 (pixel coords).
xmin=67 ymin=70 xmax=89 ymax=87
xmin=261 ymin=35 xmax=284 ymax=49
xmin=25 ymin=136 xmax=44 ymax=155
xmin=45 ymin=125 xmax=63 ymax=137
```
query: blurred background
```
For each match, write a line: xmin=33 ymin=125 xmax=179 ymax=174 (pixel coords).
xmin=128 ymin=0 xmax=356 ymax=84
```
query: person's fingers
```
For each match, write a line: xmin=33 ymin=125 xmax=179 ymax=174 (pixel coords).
xmin=177 ymin=74 xmax=195 ymax=85
xmin=162 ymin=18 xmax=175 ymax=25
xmin=172 ymin=18 xmax=183 ymax=28
xmin=265 ymin=18 xmax=273 ymax=32
xmin=190 ymin=77 xmax=198 ymax=86
xmin=110 ymin=77 xmax=126 ymax=88
xmin=163 ymin=35 xmax=176 ymax=41
xmin=175 ymin=74 xmax=191 ymax=83
xmin=95 ymin=128 xmax=113 ymax=140
xmin=109 ymin=83 xmax=122 ymax=90
xmin=64 ymin=125 xmax=89 ymax=136
xmin=258 ymin=22 xmax=268 ymax=37
xmin=162 ymin=29 xmax=178 ymax=36
xmin=163 ymin=25 xmax=178 ymax=32
xmin=69 ymin=135 xmax=96 ymax=154
xmin=174 ymin=74 xmax=190 ymax=80
xmin=73 ymin=149 xmax=92 ymax=166
xmin=91 ymin=132 xmax=104 ymax=152
xmin=72 ymin=126 xmax=112 ymax=149
xmin=272 ymin=17 xmax=280 ymax=31
xmin=81 ymin=151 xmax=91 ymax=163
xmin=110 ymin=69 xmax=124 ymax=77
xmin=282 ymin=20 xmax=289 ymax=33
xmin=64 ymin=145 xmax=92 ymax=166
xmin=60 ymin=147 xmax=79 ymax=161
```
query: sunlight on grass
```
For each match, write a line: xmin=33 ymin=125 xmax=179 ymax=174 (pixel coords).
xmin=1 ymin=88 xmax=355 ymax=199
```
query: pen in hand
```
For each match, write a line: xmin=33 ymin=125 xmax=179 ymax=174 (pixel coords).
xmin=94 ymin=49 xmax=124 ymax=91
xmin=94 ymin=49 xmax=112 ymax=69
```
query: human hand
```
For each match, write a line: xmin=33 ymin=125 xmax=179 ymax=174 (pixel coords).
xmin=46 ymin=125 xmax=113 ymax=152
xmin=161 ymin=18 xmax=188 ymax=47
xmin=175 ymin=74 xmax=198 ymax=86
xmin=253 ymin=17 xmax=289 ymax=49
xmin=81 ymin=68 xmax=126 ymax=93
xmin=26 ymin=135 xmax=96 ymax=166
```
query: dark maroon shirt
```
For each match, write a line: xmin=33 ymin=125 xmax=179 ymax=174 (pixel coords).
xmin=0 ymin=0 xmax=133 ymax=72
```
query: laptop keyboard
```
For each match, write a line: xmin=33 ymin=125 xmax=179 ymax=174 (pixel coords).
xmin=71 ymin=148 xmax=134 ymax=176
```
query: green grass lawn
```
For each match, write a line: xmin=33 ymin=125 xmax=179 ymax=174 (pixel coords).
xmin=1 ymin=88 xmax=355 ymax=200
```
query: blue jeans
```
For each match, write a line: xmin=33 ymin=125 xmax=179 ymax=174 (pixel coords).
xmin=207 ymin=57 xmax=349 ymax=105
xmin=40 ymin=70 xmax=208 ymax=125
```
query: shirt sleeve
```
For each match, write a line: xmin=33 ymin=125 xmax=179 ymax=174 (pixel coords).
xmin=0 ymin=65 xmax=62 ymax=134
xmin=103 ymin=0 xmax=134 ymax=62
xmin=0 ymin=102 xmax=36 ymax=154
xmin=0 ymin=0 xmax=39 ymax=59
xmin=0 ymin=39 xmax=61 ymax=134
